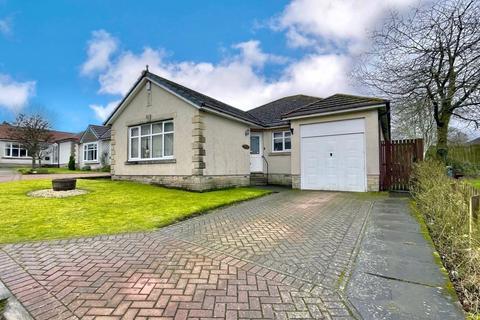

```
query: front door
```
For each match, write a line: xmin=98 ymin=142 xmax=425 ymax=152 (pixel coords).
xmin=250 ymin=133 xmax=263 ymax=172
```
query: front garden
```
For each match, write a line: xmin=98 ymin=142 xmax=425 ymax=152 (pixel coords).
xmin=0 ymin=179 xmax=270 ymax=244
xmin=411 ymin=161 xmax=480 ymax=317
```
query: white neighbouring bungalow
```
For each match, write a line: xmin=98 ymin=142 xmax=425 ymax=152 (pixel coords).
xmin=0 ymin=123 xmax=80 ymax=167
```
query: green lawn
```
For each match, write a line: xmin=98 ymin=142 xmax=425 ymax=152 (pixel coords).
xmin=469 ymin=179 xmax=480 ymax=189
xmin=0 ymin=179 xmax=270 ymax=244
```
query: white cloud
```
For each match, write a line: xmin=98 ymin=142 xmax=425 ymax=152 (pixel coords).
xmin=0 ymin=17 xmax=12 ymax=36
xmin=232 ymin=40 xmax=287 ymax=67
xmin=81 ymin=30 xmax=118 ymax=75
xmin=276 ymin=0 xmax=416 ymax=48
xmin=83 ymin=33 xmax=349 ymax=111
xmin=0 ymin=74 xmax=36 ymax=112
xmin=89 ymin=100 xmax=120 ymax=121
xmin=98 ymin=47 xmax=164 ymax=95
xmin=285 ymin=29 xmax=315 ymax=48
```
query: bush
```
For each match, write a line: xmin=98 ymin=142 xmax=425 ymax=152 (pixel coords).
xmin=68 ymin=156 xmax=76 ymax=171
xmin=100 ymin=165 xmax=111 ymax=173
xmin=447 ymin=158 xmax=480 ymax=177
xmin=81 ymin=165 xmax=91 ymax=171
xmin=411 ymin=160 xmax=480 ymax=313
xmin=426 ymin=145 xmax=480 ymax=178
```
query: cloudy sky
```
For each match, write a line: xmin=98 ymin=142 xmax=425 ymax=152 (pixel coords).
xmin=0 ymin=0 xmax=418 ymax=132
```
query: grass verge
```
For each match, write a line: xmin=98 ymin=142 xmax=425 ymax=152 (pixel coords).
xmin=468 ymin=178 xmax=480 ymax=189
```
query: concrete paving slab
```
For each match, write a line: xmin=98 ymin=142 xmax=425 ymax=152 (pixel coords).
xmin=347 ymin=198 xmax=464 ymax=320
xmin=349 ymin=272 xmax=461 ymax=320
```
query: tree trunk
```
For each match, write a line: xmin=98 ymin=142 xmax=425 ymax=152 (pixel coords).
xmin=436 ymin=117 xmax=450 ymax=162
xmin=31 ymin=155 xmax=37 ymax=169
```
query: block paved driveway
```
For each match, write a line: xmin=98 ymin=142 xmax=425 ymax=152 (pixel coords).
xmin=0 ymin=190 xmax=460 ymax=320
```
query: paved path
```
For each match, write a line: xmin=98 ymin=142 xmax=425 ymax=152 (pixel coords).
xmin=0 ymin=168 xmax=20 ymax=182
xmin=346 ymin=198 xmax=464 ymax=319
xmin=0 ymin=190 xmax=464 ymax=319
xmin=0 ymin=169 xmax=110 ymax=183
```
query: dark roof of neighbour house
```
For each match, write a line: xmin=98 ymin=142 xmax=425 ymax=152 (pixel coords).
xmin=283 ymin=94 xmax=389 ymax=119
xmin=80 ymin=124 xmax=111 ymax=143
xmin=0 ymin=123 xmax=79 ymax=142
xmin=89 ymin=125 xmax=110 ymax=139
xmin=246 ymin=95 xmax=321 ymax=127
xmin=104 ymin=70 xmax=389 ymax=128
xmin=99 ymin=128 xmax=111 ymax=140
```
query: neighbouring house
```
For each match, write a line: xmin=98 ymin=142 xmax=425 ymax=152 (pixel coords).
xmin=78 ymin=125 xmax=111 ymax=170
xmin=0 ymin=123 xmax=80 ymax=167
xmin=104 ymin=70 xmax=391 ymax=192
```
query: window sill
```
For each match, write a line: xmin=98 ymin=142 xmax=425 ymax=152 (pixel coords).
xmin=125 ymin=159 xmax=176 ymax=165
xmin=2 ymin=156 xmax=31 ymax=159
xmin=84 ymin=161 xmax=99 ymax=164
xmin=268 ymin=152 xmax=291 ymax=156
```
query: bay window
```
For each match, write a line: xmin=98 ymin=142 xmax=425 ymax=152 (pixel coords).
xmin=129 ymin=120 xmax=174 ymax=160
xmin=272 ymin=131 xmax=291 ymax=152
xmin=4 ymin=143 xmax=29 ymax=158
xmin=83 ymin=142 xmax=98 ymax=162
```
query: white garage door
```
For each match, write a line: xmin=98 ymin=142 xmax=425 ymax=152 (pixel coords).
xmin=300 ymin=119 xmax=366 ymax=192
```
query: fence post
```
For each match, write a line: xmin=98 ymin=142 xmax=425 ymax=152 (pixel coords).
xmin=469 ymin=195 xmax=479 ymax=250
xmin=471 ymin=195 xmax=479 ymax=223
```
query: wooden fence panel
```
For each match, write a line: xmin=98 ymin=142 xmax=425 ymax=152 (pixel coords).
xmin=380 ymin=139 xmax=424 ymax=191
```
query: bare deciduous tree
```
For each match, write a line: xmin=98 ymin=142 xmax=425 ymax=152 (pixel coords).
xmin=9 ymin=114 xmax=53 ymax=168
xmin=356 ymin=0 xmax=480 ymax=160
xmin=448 ymin=126 xmax=470 ymax=145
xmin=392 ymin=99 xmax=437 ymax=150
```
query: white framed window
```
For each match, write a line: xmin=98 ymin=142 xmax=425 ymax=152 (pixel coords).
xmin=83 ymin=142 xmax=98 ymax=162
xmin=4 ymin=143 xmax=29 ymax=158
xmin=272 ymin=131 xmax=291 ymax=152
xmin=129 ymin=120 xmax=174 ymax=160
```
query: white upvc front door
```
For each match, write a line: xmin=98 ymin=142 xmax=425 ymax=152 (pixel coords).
xmin=250 ymin=133 xmax=263 ymax=172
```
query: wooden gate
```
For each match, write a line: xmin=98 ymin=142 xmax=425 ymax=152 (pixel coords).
xmin=380 ymin=139 xmax=424 ymax=191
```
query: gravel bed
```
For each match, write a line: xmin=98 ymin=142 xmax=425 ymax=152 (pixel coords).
xmin=28 ymin=189 xmax=88 ymax=198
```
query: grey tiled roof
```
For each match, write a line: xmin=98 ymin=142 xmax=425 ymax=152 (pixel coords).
xmin=146 ymin=72 xmax=262 ymax=125
xmin=283 ymin=94 xmax=388 ymax=118
xmin=247 ymin=95 xmax=321 ymax=126
xmin=99 ymin=128 xmax=111 ymax=140
xmin=90 ymin=125 xmax=110 ymax=139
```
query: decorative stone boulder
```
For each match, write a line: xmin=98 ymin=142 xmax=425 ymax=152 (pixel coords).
xmin=52 ymin=178 xmax=77 ymax=191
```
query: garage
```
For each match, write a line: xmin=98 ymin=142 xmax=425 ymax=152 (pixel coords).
xmin=300 ymin=118 xmax=366 ymax=192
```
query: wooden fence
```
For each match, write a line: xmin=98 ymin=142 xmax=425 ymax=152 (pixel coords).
xmin=380 ymin=139 xmax=424 ymax=191
xmin=449 ymin=145 xmax=480 ymax=163
xmin=456 ymin=182 xmax=480 ymax=238
xmin=427 ymin=144 xmax=480 ymax=163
